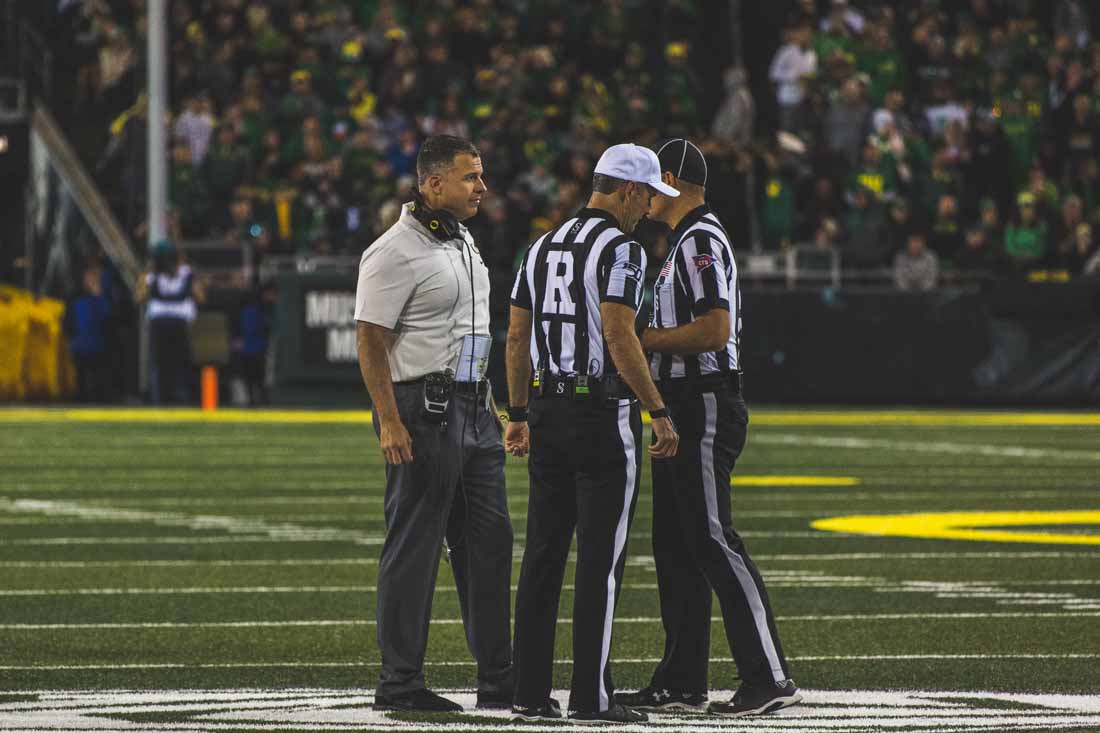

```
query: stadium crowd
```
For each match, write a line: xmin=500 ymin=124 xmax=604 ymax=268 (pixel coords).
xmin=24 ymin=0 xmax=1100 ymax=402
xmin=765 ymin=0 xmax=1100 ymax=283
xmin=56 ymin=0 xmax=717 ymax=301
xmin=49 ymin=0 xmax=1100 ymax=292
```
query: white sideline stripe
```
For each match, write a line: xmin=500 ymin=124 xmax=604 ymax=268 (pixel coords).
xmin=0 ymin=579 xmax=1094 ymax=597
xmin=755 ymin=433 xmax=1100 ymax=461
xmin=1 ymin=611 xmax=1097 ymax=630
xmin=0 ymin=551 xmax=1093 ymax=570
xmin=0 ymin=551 xmax=1095 ymax=570
xmin=700 ymin=392 xmax=784 ymax=682
xmin=0 ymin=584 xmax=665 ymax=596
xmin=0 ymin=559 xmax=383 ymax=568
xmin=0 ymin=536 xmax=385 ymax=546
xmin=0 ymin=530 xmax=837 ymax=545
xmin=0 ymin=509 xmax=817 ymax=522
xmin=1 ymin=653 xmax=1096 ymax=670
xmin=37 ymin=488 xmax=1094 ymax=505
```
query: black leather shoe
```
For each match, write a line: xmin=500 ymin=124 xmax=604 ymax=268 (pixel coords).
xmin=511 ymin=698 xmax=562 ymax=721
xmin=373 ymin=688 xmax=463 ymax=712
xmin=568 ymin=703 xmax=648 ymax=724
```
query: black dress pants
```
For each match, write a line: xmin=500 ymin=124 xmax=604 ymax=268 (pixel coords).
xmin=648 ymin=383 xmax=790 ymax=693
xmin=373 ymin=384 xmax=514 ymax=696
xmin=513 ymin=397 xmax=642 ymax=714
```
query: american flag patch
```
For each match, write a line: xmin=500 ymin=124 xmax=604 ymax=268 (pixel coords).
xmin=659 ymin=257 xmax=675 ymax=279
xmin=693 ymin=254 xmax=715 ymax=271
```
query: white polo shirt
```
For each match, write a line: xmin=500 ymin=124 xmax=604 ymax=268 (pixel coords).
xmin=354 ymin=203 xmax=490 ymax=383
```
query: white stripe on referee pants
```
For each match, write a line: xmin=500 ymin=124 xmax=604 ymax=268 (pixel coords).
xmin=598 ymin=403 xmax=637 ymax=711
xmin=701 ymin=392 xmax=785 ymax=682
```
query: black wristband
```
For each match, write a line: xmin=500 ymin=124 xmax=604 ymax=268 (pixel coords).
xmin=507 ymin=406 xmax=529 ymax=422
xmin=649 ymin=407 xmax=670 ymax=420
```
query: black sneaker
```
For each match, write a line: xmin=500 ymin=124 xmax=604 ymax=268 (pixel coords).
xmin=614 ymin=686 xmax=707 ymax=712
xmin=568 ymin=703 xmax=648 ymax=725
xmin=707 ymin=679 xmax=802 ymax=717
xmin=373 ymin=688 xmax=463 ymax=713
xmin=511 ymin=698 xmax=562 ymax=721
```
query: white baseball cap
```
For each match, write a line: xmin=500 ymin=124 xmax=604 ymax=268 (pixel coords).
xmin=594 ymin=143 xmax=680 ymax=197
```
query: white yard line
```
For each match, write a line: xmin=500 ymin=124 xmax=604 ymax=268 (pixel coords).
xmin=754 ymin=433 xmax=1100 ymax=462
xmin=0 ymin=499 xmax=384 ymax=546
xmin=0 ymin=611 xmax=1097 ymax=631
xmin=1 ymin=578 xmax=1096 ymax=596
xmin=1 ymin=654 xmax=1098 ymax=672
xmin=0 ymin=499 xmax=838 ymax=545
xmin=0 ymin=551 xmax=1095 ymax=569
xmin=0 ymin=536 xmax=384 ymax=545
xmin=0 ymin=531 xmax=857 ymax=546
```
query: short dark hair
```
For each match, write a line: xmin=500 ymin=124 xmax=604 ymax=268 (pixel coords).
xmin=592 ymin=173 xmax=628 ymax=194
xmin=417 ymin=135 xmax=480 ymax=185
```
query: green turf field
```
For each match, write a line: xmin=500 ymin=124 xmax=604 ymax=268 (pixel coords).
xmin=0 ymin=407 xmax=1098 ymax=732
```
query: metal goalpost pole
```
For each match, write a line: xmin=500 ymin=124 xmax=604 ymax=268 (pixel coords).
xmin=141 ymin=0 xmax=168 ymax=397
xmin=147 ymin=0 xmax=167 ymax=248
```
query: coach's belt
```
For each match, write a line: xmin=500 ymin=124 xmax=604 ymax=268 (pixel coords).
xmin=453 ymin=379 xmax=490 ymax=396
xmin=396 ymin=376 xmax=489 ymax=396
xmin=657 ymin=372 xmax=742 ymax=395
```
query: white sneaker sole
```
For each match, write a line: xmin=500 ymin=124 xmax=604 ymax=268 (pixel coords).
xmin=709 ymin=692 xmax=803 ymax=717
xmin=637 ymin=701 xmax=708 ymax=713
xmin=511 ymin=713 xmax=561 ymax=722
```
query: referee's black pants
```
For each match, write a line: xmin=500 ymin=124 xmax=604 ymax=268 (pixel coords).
xmin=513 ymin=398 xmax=642 ymax=714
xmin=648 ymin=381 xmax=790 ymax=693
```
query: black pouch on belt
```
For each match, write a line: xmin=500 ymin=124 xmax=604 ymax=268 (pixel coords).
xmin=422 ymin=369 xmax=455 ymax=424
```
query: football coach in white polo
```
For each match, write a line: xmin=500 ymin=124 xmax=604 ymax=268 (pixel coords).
xmin=355 ymin=135 xmax=513 ymax=713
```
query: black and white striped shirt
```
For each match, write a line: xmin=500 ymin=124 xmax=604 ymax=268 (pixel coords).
xmin=649 ymin=205 xmax=741 ymax=379
xmin=511 ymin=209 xmax=646 ymax=378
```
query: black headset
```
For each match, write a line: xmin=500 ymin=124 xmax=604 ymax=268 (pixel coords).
xmin=409 ymin=189 xmax=460 ymax=241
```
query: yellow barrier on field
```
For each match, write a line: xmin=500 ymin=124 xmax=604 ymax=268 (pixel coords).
xmin=0 ymin=286 xmax=74 ymax=401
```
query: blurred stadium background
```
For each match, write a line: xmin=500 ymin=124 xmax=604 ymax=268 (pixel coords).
xmin=0 ymin=1 xmax=1099 ymax=731
xmin=2 ymin=0 xmax=1100 ymax=405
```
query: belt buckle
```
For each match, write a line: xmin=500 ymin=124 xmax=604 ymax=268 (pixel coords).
xmin=575 ymin=375 xmax=589 ymax=397
xmin=551 ymin=377 xmax=572 ymax=398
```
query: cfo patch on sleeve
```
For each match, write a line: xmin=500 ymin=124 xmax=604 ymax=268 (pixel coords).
xmin=692 ymin=254 xmax=715 ymax=272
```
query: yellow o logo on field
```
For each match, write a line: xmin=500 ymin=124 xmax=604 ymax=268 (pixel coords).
xmin=812 ymin=511 xmax=1100 ymax=546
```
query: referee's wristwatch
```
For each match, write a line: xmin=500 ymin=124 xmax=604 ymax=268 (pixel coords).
xmin=649 ymin=407 xmax=670 ymax=420
xmin=507 ymin=405 xmax=529 ymax=422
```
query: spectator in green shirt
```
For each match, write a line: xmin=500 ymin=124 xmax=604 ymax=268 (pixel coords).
xmin=761 ymin=149 xmax=796 ymax=250
xmin=279 ymin=70 xmax=326 ymax=136
xmin=1004 ymin=191 xmax=1049 ymax=269
xmin=847 ymin=139 xmax=899 ymax=202
xmin=857 ymin=22 xmax=903 ymax=106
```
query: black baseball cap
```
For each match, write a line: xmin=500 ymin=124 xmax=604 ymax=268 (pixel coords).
xmin=654 ymin=138 xmax=708 ymax=187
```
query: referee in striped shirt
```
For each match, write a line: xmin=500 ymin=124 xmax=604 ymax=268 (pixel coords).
xmin=504 ymin=144 xmax=679 ymax=724
xmin=615 ymin=140 xmax=801 ymax=717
